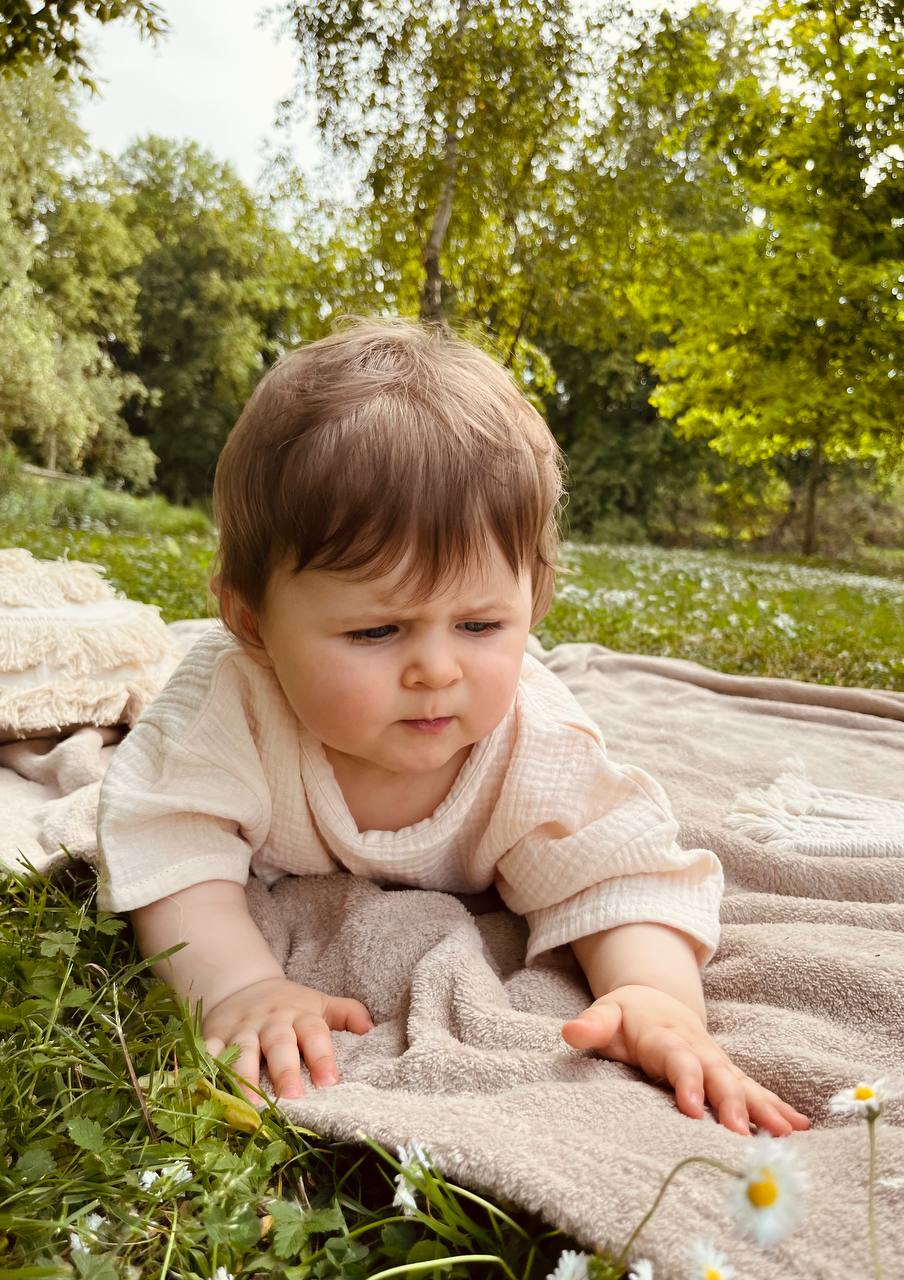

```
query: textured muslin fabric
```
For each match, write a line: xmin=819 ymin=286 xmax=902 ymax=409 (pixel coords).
xmin=94 ymin=625 xmax=722 ymax=964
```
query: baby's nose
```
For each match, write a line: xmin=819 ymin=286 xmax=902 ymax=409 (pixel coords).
xmin=403 ymin=640 xmax=462 ymax=688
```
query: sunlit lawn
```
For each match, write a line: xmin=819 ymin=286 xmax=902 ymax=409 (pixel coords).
xmin=537 ymin=543 xmax=904 ymax=690
xmin=5 ymin=524 xmax=902 ymax=690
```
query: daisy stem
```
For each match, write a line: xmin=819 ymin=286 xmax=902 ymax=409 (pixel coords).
xmin=365 ymin=1254 xmax=519 ymax=1280
xmin=613 ymin=1155 xmax=740 ymax=1272
xmin=867 ymin=1115 xmax=884 ymax=1280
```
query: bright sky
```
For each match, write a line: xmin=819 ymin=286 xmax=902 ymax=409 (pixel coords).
xmin=78 ymin=0 xmax=324 ymax=188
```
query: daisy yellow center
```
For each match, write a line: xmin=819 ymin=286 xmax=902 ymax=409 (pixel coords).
xmin=854 ymin=1084 xmax=876 ymax=1101
xmin=746 ymin=1168 xmax=779 ymax=1209
xmin=704 ymin=1270 xmax=724 ymax=1280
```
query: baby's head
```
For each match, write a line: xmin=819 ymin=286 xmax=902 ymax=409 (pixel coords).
xmin=213 ymin=316 xmax=564 ymax=633
xmin=211 ymin=317 xmax=565 ymax=779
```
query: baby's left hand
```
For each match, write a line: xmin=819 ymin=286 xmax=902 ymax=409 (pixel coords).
xmin=561 ymin=983 xmax=810 ymax=1137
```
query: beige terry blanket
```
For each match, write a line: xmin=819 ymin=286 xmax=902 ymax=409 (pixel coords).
xmin=2 ymin=625 xmax=903 ymax=1279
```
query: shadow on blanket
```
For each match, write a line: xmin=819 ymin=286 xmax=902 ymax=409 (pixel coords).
xmin=2 ymin=623 xmax=902 ymax=1280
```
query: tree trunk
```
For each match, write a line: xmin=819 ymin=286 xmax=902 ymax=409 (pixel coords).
xmin=420 ymin=129 xmax=460 ymax=327
xmin=504 ymin=283 xmax=536 ymax=368
xmin=419 ymin=0 xmax=469 ymax=327
xmin=45 ymin=432 xmax=58 ymax=472
xmin=802 ymin=436 xmax=822 ymax=556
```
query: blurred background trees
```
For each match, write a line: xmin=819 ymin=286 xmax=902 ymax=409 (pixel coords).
xmin=0 ymin=0 xmax=900 ymax=552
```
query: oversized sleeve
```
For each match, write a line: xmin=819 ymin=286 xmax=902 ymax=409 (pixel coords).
xmin=95 ymin=640 xmax=272 ymax=913
xmin=492 ymin=715 xmax=723 ymax=967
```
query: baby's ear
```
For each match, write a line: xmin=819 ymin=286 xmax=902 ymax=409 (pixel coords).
xmin=215 ymin=581 xmax=273 ymax=669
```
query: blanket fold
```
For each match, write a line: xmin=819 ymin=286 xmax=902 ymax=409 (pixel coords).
xmin=1 ymin=626 xmax=902 ymax=1279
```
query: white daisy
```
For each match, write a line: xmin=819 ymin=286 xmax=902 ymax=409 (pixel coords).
xmin=84 ymin=1213 xmax=106 ymax=1235
xmin=628 ymin=1260 xmax=654 ymax=1280
xmin=140 ymin=1161 xmax=193 ymax=1192
xmin=211 ymin=1268 xmax=234 ymax=1280
xmin=829 ymin=1078 xmax=901 ymax=1120
xmin=689 ymin=1238 xmax=735 ymax=1279
xmin=727 ymin=1134 xmax=808 ymax=1248
xmin=392 ymin=1140 xmax=432 ymax=1217
xmin=546 ymin=1249 xmax=591 ymax=1280
xmin=877 ymin=1175 xmax=904 ymax=1191
xmin=161 ymin=1161 xmax=192 ymax=1185
xmin=69 ymin=1231 xmax=88 ymax=1254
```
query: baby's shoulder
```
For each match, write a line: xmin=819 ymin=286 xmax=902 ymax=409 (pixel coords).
xmin=516 ymin=649 xmax=604 ymax=750
xmin=138 ymin=624 xmax=285 ymax=746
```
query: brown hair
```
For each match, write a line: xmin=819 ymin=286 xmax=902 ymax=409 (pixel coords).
xmin=212 ymin=316 xmax=565 ymax=633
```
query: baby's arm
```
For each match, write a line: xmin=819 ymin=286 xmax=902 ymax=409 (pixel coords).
xmin=562 ymin=923 xmax=810 ymax=1136
xmin=132 ymin=880 xmax=373 ymax=1100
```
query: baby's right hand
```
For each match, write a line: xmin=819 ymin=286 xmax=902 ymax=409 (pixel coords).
xmin=203 ymin=977 xmax=374 ymax=1102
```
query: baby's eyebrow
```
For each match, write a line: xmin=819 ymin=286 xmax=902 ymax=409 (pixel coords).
xmin=331 ymin=598 xmax=508 ymax=622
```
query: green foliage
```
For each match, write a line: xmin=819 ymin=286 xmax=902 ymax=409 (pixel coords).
xmin=1 ymin=1 xmax=901 ymax=554
xmin=277 ymin=0 xmax=590 ymax=335
xmin=110 ymin=137 xmax=322 ymax=502
xmin=0 ymin=65 xmax=156 ymax=489
xmin=0 ymin=468 xmax=211 ymax=536
xmin=627 ymin=0 xmax=904 ymax=553
xmin=0 ymin=1 xmax=167 ymax=89
xmin=0 ymin=863 xmax=577 ymax=1276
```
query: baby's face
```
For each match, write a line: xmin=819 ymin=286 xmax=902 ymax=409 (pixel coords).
xmin=249 ymin=541 xmax=534 ymax=780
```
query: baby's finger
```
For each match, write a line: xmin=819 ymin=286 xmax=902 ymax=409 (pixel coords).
xmin=657 ymin=1042 xmax=706 ymax=1119
xmin=630 ymin=1030 xmax=705 ymax=1115
xmin=205 ymin=1036 xmax=225 ymax=1060
xmin=702 ymin=1061 xmax=751 ymax=1135
xmin=259 ymin=1023 xmax=305 ymax=1100
xmin=745 ymin=1085 xmax=811 ymax=1136
xmin=295 ymin=1015 xmax=340 ymax=1088
xmin=747 ymin=1093 xmax=796 ymax=1137
xmin=326 ymin=997 xmax=374 ymax=1036
xmin=561 ymin=999 xmax=622 ymax=1051
xmin=231 ymin=1031 xmax=263 ymax=1104
xmin=767 ymin=1094 xmax=811 ymax=1130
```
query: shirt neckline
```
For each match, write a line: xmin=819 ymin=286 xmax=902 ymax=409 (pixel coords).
xmin=298 ymin=710 xmax=507 ymax=852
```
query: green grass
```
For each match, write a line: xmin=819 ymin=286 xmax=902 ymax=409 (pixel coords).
xmin=0 ymin=863 xmax=589 ymax=1280
xmin=537 ymin=543 xmax=904 ymax=690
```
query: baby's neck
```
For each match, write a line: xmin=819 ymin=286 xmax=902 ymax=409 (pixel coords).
xmin=324 ymin=743 xmax=473 ymax=834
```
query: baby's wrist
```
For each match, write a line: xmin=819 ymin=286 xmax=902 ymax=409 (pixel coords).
xmin=192 ymin=960 xmax=286 ymax=1015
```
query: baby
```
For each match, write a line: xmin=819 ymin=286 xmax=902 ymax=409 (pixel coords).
xmin=97 ymin=317 xmax=809 ymax=1139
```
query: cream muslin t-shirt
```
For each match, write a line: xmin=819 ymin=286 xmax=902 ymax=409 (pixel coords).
xmin=96 ymin=627 xmax=723 ymax=965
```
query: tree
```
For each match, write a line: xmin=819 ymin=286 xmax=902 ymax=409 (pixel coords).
xmin=629 ymin=0 xmax=904 ymax=553
xmin=275 ymin=0 xmax=590 ymax=340
xmin=110 ymin=137 xmax=323 ymax=502
xmin=0 ymin=2 xmax=167 ymax=89
xmin=0 ymin=63 xmax=153 ymax=487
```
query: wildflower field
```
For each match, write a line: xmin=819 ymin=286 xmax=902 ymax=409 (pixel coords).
xmin=1 ymin=519 xmax=901 ymax=1277
xmin=4 ymin=521 xmax=903 ymax=690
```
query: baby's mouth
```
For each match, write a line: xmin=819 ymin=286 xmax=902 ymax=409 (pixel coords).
xmin=401 ymin=717 xmax=453 ymax=735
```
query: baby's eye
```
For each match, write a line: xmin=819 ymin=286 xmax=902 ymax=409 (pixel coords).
xmin=347 ymin=625 xmax=397 ymax=642
xmin=461 ymin=621 xmax=503 ymax=634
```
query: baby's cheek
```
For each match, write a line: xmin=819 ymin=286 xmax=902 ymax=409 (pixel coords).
xmin=306 ymin=669 xmax=388 ymax=733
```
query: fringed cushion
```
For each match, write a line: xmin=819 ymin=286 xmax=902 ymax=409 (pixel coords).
xmin=0 ymin=547 xmax=178 ymax=742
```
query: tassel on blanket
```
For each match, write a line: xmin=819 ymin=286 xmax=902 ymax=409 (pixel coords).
xmin=0 ymin=610 xmax=175 ymax=675
xmin=0 ymin=547 xmax=111 ymax=607
xmin=0 ymin=669 xmax=175 ymax=737
xmin=0 ymin=547 xmax=178 ymax=740
xmin=726 ymin=756 xmax=904 ymax=856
